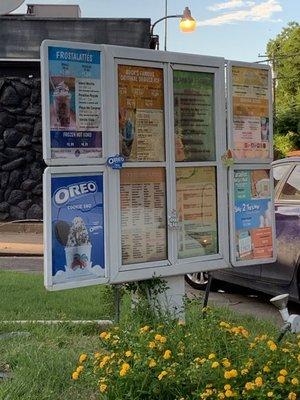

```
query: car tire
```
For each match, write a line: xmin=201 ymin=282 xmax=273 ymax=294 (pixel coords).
xmin=185 ymin=272 xmax=210 ymax=290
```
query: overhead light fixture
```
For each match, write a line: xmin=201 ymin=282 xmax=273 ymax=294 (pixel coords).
xmin=179 ymin=7 xmax=196 ymax=33
xmin=149 ymin=6 xmax=197 ymax=50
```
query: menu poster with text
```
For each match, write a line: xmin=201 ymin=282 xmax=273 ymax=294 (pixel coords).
xmin=174 ymin=71 xmax=215 ymax=162
xmin=234 ymin=169 xmax=273 ymax=261
xmin=118 ymin=65 xmax=165 ymax=161
xmin=120 ymin=168 xmax=167 ymax=264
xmin=232 ymin=66 xmax=270 ymax=160
xmin=48 ymin=46 xmax=102 ymax=160
xmin=176 ymin=167 xmax=218 ymax=259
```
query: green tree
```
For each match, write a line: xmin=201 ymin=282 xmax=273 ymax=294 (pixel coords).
xmin=267 ymin=22 xmax=300 ymax=138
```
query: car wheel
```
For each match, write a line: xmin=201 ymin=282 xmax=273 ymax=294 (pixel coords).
xmin=185 ymin=272 xmax=210 ymax=290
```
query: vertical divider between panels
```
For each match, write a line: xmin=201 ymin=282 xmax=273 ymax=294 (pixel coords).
xmin=215 ymin=62 xmax=230 ymax=263
xmin=165 ymin=63 xmax=177 ymax=266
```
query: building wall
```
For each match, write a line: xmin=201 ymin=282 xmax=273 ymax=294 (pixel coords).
xmin=0 ymin=17 xmax=150 ymax=59
xmin=0 ymin=77 xmax=43 ymax=221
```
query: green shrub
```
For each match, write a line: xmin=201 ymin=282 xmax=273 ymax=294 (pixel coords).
xmin=72 ymin=306 xmax=300 ymax=400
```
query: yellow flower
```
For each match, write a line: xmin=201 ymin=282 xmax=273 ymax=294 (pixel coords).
xmin=99 ymin=331 xmax=107 ymax=339
xmin=99 ymin=383 xmax=107 ymax=393
xmin=277 ymin=375 xmax=285 ymax=384
xmin=163 ymin=350 xmax=172 ymax=360
xmin=241 ymin=369 xmax=249 ymax=375
xmin=224 ymin=369 xmax=238 ymax=379
xmin=267 ymin=340 xmax=277 ymax=351
xmin=149 ymin=358 xmax=157 ymax=368
xmin=267 ymin=392 xmax=273 ymax=397
xmin=125 ymin=350 xmax=132 ymax=358
xmin=263 ymin=365 xmax=271 ymax=373
xmin=148 ymin=341 xmax=156 ymax=349
xmin=288 ymin=393 xmax=297 ymax=400
xmin=222 ymin=359 xmax=231 ymax=368
xmin=224 ymin=384 xmax=231 ymax=390
xmin=218 ymin=393 xmax=225 ymax=399
xmin=79 ymin=354 xmax=87 ymax=363
xmin=76 ymin=366 xmax=84 ymax=373
xmin=139 ymin=325 xmax=150 ymax=333
xmin=220 ymin=321 xmax=230 ymax=328
xmin=245 ymin=382 xmax=255 ymax=390
xmin=279 ymin=369 xmax=288 ymax=376
xmin=155 ymin=334 xmax=162 ymax=341
xmin=72 ymin=371 xmax=79 ymax=380
xmin=291 ymin=377 xmax=299 ymax=385
xmin=160 ymin=336 xmax=167 ymax=344
xmin=158 ymin=370 xmax=168 ymax=380
xmin=211 ymin=361 xmax=220 ymax=368
xmin=208 ymin=353 xmax=216 ymax=360
xmin=225 ymin=389 xmax=234 ymax=397
xmin=255 ymin=377 xmax=263 ymax=387
xmin=121 ymin=362 xmax=130 ymax=371
xmin=119 ymin=368 xmax=127 ymax=377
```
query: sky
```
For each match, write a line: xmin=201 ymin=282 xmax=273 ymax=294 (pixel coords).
xmin=12 ymin=0 xmax=300 ymax=62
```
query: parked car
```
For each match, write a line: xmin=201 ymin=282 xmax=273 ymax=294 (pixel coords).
xmin=186 ymin=157 xmax=300 ymax=303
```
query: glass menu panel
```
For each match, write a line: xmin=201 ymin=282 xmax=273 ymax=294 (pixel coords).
xmin=120 ymin=168 xmax=167 ymax=264
xmin=232 ymin=66 xmax=270 ymax=160
xmin=176 ymin=167 xmax=218 ymax=258
xmin=234 ymin=169 xmax=273 ymax=261
xmin=174 ymin=71 xmax=215 ymax=162
xmin=118 ymin=65 xmax=165 ymax=161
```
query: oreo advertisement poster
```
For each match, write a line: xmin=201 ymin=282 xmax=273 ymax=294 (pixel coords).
xmin=50 ymin=173 xmax=105 ymax=288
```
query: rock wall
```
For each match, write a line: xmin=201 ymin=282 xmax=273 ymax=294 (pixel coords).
xmin=0 ymin=77 xmax=44 ymax=221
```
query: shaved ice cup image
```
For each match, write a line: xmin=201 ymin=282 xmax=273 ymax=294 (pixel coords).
xmin=53 ymin=81 xmax=71 ymax=127
xmin=65 ymin=243 xmax=92 ymax=272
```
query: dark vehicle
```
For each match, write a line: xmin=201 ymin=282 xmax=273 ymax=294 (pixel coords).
xmin=186 ymin=158 xmax=300 ymax=303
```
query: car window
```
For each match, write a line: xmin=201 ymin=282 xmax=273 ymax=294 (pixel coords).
xmin=279 ymin=165 xmax=300 ymax=201
xmin=273 ymin=164 xmax=291 ymax=188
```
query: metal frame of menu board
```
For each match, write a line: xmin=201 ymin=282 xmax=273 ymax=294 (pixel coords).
xmin=229 ymin=164 xmax=277 ymax=267
xmin=227 ymin=61 xmax=273 ymax=164
xmin=43 ymin=165 xmax=109 ymax=291
xmin=41 ymin=40 xmax=107 ymax=166
xmin=102 ymin=45 xmax=230 ymax=284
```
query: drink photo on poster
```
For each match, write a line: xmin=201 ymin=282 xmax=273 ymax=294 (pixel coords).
xmin=50 ymin=77 xmax=76 ymax=130
xmin=51 ymin=174 xmax=105 ymax=285
xmin=234 ymin=169 xmax=273 ymax=261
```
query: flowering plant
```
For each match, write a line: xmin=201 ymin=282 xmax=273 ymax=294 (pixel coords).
xmin=72 ymin=308 xmax=300 ymax=399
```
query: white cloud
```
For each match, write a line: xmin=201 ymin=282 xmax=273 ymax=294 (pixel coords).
xmin=208 ymin=0 xmax=255 ymax=12
xmin=199 ymin=0 xmax=282 ymax=26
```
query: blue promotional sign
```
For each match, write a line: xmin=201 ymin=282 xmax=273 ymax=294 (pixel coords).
xmin=50 ymin=173 xmax=105 ymax=286
xmin=48 ymin=45 xmax=102 ymax=160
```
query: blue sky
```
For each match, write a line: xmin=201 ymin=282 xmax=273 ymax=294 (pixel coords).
xmin=13 ymin=0 xmax=300 ymax=61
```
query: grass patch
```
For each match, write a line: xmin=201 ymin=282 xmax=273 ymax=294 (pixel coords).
xmin=0 ymin=271 xmax=114 ymax=321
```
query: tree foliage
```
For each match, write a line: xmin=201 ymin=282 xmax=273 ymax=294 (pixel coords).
xmin=266 ymin=22 xmax=300 ymax=136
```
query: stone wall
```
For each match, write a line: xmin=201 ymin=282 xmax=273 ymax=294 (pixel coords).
xmin=0 ymin=77 xmax=44 ymax=221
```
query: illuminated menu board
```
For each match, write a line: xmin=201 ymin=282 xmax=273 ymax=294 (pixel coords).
xmin=118 ymin=65 xmax=165 ymax=161
xmin=176 ymin=167 xmax=218 ymax=258
xmin=234 ymin=169 xmax=273 ymax=261
xmin=173 ymin=71 xmax=215 ymax=162
xmin=120 ymin=168 xmax=167 ymax=264
xmin=231 ymin=66 xmax=270 ymax=160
